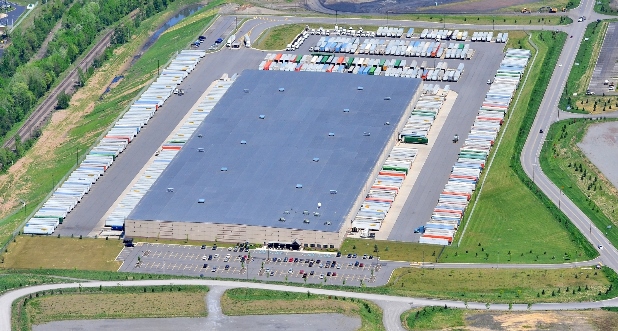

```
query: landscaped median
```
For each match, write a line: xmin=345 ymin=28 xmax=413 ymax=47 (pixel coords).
xmin=12 ymin=285 xmax=209 ymax=331
xmin=221 ymin=288 xmax=384 ymax=331
xmin=559 ymin=20 xmax=610 ymax=113
xmin=540 ymin=119 xmax=618 ymax=250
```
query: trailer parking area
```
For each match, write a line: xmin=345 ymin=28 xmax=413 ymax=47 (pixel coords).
xmin=118 ymin=243 xmax=408 ymax=286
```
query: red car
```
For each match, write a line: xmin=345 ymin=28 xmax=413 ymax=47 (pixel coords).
xmin=288 ymin=258 xmax=294 ymax=262
xmin=299 ymin=270 xmax=304 ymax=274
xmin=359 ymin=263 xmax=364 ymax=268
xmin=332 ymin=272 xmax=337 ymax=276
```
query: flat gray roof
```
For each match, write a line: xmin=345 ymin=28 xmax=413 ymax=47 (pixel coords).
xmin=129 ymin=70 xmax=420 ymax=232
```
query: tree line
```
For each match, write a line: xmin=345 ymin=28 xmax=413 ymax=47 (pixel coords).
xmin=0 ymin=0 xmax=177 ymax=171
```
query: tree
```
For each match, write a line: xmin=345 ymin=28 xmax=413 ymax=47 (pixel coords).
xmin=57 ymin=91 xmax=71 ymax=109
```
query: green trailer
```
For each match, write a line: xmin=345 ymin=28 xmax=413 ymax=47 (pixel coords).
xmin=346 ymin=57 xmax=355 ymax=68
xmin=369 ymin=67 xmax=376 ymax=75
xmin=403 ymin=136 xmax=429 ymax=144
xmin=295 ymin=55 xmax=303 ymax=63
xmin=382 ymin=166 xmax=409 ymax=174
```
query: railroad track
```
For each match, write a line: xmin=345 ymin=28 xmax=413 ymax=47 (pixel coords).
xmin=3 ymin=29 xmax=114 ymax=149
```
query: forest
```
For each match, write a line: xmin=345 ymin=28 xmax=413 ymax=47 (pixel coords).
xmin=0 ymin=0 xmax=176 ymax=171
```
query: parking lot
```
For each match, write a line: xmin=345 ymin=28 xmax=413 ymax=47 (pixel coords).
xmin=118 ymin=243 xmax=408 ymax=286
xmin=588 ymin=22 xmax=618 ymax=95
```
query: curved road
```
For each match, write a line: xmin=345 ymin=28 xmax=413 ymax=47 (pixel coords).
xmin=3 ymin=278 xmax=618 ymax=331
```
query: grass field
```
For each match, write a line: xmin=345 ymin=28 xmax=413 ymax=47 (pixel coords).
xmin=13 ymin=285 xmax=209 ymax=331
xmin=595 ymin=0 xmax=618 ymax=14
xmin=1 ymin=236 xmax=123 ymax=271
xmin=559 ymin=21 xmax=611 ymax=113
xmin=384 ymin=267 xmax=610 ymax=303
xmin=0 ymin=0 xmax=219 ymax=251
xmin=341 ymin=238 xmax=442 ymax=262
xmin=440 ymin=31 xmax=596 ymax=264
xmin=402 ymin=306 xmax=465 ymax=330
xmin=541 ymin=119 xmax=618 ymax=249
xmin=222 ymin=288 xmax=384 ymax=331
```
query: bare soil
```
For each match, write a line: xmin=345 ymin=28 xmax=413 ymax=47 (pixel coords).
xmin=466 ymin=310 xmax=618 ymax=331
xmin=577 ymin=122 xmax=618 ymax=191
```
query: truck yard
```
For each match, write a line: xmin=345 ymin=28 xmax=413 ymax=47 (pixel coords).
xmin=31 ymin=17 xmax=514 ymax=251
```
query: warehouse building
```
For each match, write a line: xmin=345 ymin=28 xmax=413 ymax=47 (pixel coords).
xmin=126 ymin=70 xmax=421 ymax=248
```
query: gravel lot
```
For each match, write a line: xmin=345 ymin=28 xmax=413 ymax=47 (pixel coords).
xmin=33 ymin=313 xmax=361 ymax=331
xmin=577 ymin=121 xmax=618 ymax=189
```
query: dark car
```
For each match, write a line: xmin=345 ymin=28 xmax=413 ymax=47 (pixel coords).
xmin=309 ymin=262 xmax=314 ymax=267
xmin=336 ymin=252 xmax=342 ymax=257
xmin=215 ymin=37 xmax=224 ymax=44
xmin=198 ymin=35 xmax=206 ymax=41
xmin=316 ymin=259 xmax=321 ymax=264
xmin=327 ymin=272 xmax=332 ymax=277
xmin=201 ymin=245 xmax=206 ymax=249
xmin=272 ymin=257 xmax=277 ymax=262
xmin=369 ymin=255 xmax=374 ymax=259
xmin=208 ymin=255 xmax=213 ymax=260
xmin=347 ymin=254 xmax=352 ymax=258
xmin=310 ymin=270 xmax=315 ymax=275
xmin=354 ymin=261 xmax=360 ymax=267
xmin=225 ymin=265 xmax=230 ymax=270
xmin=303 ymin=273 xmax=308 ymax=278
xmin=203 ymin=263 xmax=208 ymax=268
xmin=212 ymin=246 xmax=217 ymax=250
xmin=294 ymin=258 xmax=299 ymax=263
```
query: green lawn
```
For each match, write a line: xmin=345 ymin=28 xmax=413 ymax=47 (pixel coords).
xmin=442 ymin=31 xmax=596 ymax=264
xmin=335 ymin=13 xmax=571 ymax=26
xmin=340 ymin=238 xmax=442 ymax=262
xmin=221 ymin=288 xmax=384 ymax=331
xmin=595 ymin=0 xmax=618 ymax=14
xmin=541 ymin=119 xmax=618 ymax=249
xmin=559 ymin=20 xmax=610 ymax=113
xmin=385 ymin=267 xmax=611 ymax=303
xmin=13 ymin=285 xmax=209 ymax=331
xmin=402 ymin=306 xmax=465 ymax=330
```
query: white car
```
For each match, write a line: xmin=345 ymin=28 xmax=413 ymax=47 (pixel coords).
xmin=288 ymin=268 xmax=293 ymax=274
xmin=559 ymin=64 xmax=562 ymax=67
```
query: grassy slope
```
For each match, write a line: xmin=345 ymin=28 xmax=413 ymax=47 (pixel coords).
xmin=1 ymin=236 xmax=123 ymax=271
xmin=222 ymin=288 xmax=384 ymax=331
xmin=595 ymin=0 xmax=618 ymax=14
xmin=14 ymin=286 xmax=209 ymax=331
xmin=0 ymin=1 xmax=219 ymax=250
xmin=442 ymin=31 xmax=594 ymax=264
xmin=384 ymin=267 xmax=609 ymax=303
xmin=335 ymin=13 xmax=571 ymax=26
xmin=402 ymin=306 xmax=465 ymax=330
xmin=541 ymin=119 xmax=618 ymax=248
xmin=559 ymin=21 xmax=611 ymax=113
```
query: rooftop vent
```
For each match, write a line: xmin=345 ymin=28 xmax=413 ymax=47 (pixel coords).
xmin=324 ymin=221 xmax=331 ymax=226
xmin=198 ymin=147 xmax=204 ymax=152
xmin=303 ymin=210 xmax=309 ymax=215
xmin=384 ymin=96 xmax=391 ymax=100
xmin=330 ymin=190 xmax=337 ymax=194
xmin=243 ymin=89 xmax=249 ymax=93
xmin=278 ymin=87 xmax=285 ymax=92
xmin=259 ymin=115 xmax=266 ymax=119
xmin=221 ymin=167 xmax=228 ymax=172
xmin=167 ymin=188 xmax=174 ymax=192
xmin=198 ymin=134 xmax=203 ymax=138
xmin=357 ymin=86 xmax=364 ymax=90
xmin=313 ymin=212 xmax=320 ymax=217
xmin=283 ymin=210 xmax=290 ymax=215
xmin=303 ymin=219 xmax=310 ymax=224
xmin=328 ymin=132 xmax=335 ymax=137
xmin=384 ymin=121 xmax=390 ymax=125
xmin=279 ymin=217 xmax=286 ymax=222
xmin=363 ymin=132 xmax=371 ymax=136
xmin=312 ymin=157 xmax=320 ymax=162
xmin=296 ymin=184 xmax=303 ymax=189
xmin=343 ymin=108 xmax=350 ymax=113
xmin=240 ymin=140 xmax=247 ymax=145
xmin=198 ymin=198 xmax=205 ymax=203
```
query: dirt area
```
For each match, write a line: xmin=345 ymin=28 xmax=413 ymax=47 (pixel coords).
xmin=235 ymin=4 xmax=287 ymax=15
xmin=466 ymin=310 xmax=618 ymax=331
xmin=318 ymin=0 xmax=542 ymax=13
xmin=577 ymin=122 xmax=618 ymax=191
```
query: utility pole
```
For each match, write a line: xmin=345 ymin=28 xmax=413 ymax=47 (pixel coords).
xmin=532 ymin=163 xmax=536 ymax=182
xmin=76 ymin=147 xmax=79 ymax=167
xmin=236 ymin=16 xmax=238 ymax=30
xmin=335 ymin=10 xmax=338 ymax=26
xmin=157 ymin=59 xmax=159 ymax=76
xmin=386 ymin=11 xmax=389 ymax=26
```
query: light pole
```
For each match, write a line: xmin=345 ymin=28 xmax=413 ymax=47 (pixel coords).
xmin=532 ymin=163 xmax=536 ymax=182
xmin=19 ymin=199 xmax=26 ymax=219
xmin=335 ymin=10 xmax=338 ymax=26
xmin=386 ymin=11 xmax=390 ymax=26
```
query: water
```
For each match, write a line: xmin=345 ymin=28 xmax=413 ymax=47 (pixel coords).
xmin=141 ymin=4 xmax=204 ymax=53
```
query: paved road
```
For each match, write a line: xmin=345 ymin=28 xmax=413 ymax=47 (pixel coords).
xmin=3 ymin=278 xmax=618 ymax=331
xmin=520 ymin=0 xmax=618 ymax=276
